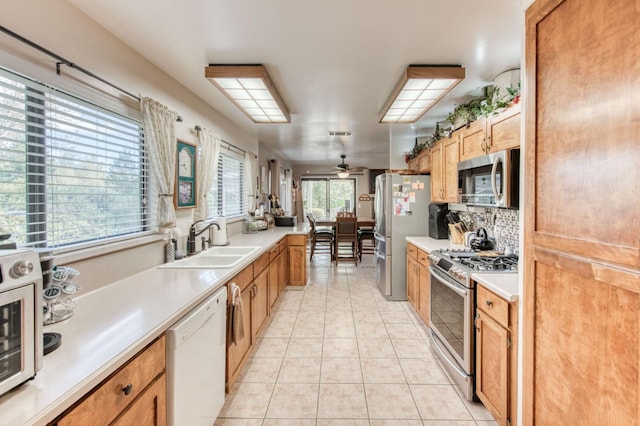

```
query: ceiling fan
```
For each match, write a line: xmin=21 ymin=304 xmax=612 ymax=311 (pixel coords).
xmin=333 ymin=154 xmax=364 ymax=178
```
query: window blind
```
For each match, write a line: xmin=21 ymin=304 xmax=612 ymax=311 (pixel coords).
xmin=208 ymin=150 xmax=245 ymax=218
xmin=0 ymin=68 xmax=148 ymax=249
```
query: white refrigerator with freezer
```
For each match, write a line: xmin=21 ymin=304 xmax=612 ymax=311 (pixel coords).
xmin=374 ymin=172 xmax=430 ymax=300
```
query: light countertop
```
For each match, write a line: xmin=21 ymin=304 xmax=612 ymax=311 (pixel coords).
xmin=406 ymin=236 xmax=520 ymax=302
xmin=0 ymin=226 xmax=308 ymax=426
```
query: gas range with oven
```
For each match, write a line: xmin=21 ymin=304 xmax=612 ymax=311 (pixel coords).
xmin=427 ymin=249 xmax=518 ymax=286
xmin=426 ymin=248 xmax=518 ymax=401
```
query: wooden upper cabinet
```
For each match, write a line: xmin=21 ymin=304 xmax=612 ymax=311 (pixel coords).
xmin=442 ymin=137 xmax=460 ymax=202
xmin=524 ymin=0 xmax=640 ymax=424
xmin=431 ymin=134 xmax=460 ymax=203
xmin=487 ymin=104 xmax=520 ymax=153
xmin=430 ymin=140 xmax=444 ymax=201
xmin=459 ymin=117 xmax=488 ymax=161
xmin=430 ymin=137 xmax=459 ymax=203
xmin=417 ymin=150 xmax=431 ymax=173
xmin=526 ymin=0 xmax=639 ymax=269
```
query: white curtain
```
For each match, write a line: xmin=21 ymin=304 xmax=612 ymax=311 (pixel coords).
xmin=194 ymin=127 xmax=222 ymax=221
xmin=140 ymin=97 xmax=177 ymax=228
xmin=244 ymin=151 xmax=258 ymax=214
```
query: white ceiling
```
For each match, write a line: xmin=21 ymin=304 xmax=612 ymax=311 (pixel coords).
xmin=68 ymin=0 xmax=523 ymax=169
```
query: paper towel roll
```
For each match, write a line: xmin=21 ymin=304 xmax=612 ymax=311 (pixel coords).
xmin=211 ymin=217 xmax=228 ymax=245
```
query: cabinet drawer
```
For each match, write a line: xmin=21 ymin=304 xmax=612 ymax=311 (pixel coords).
xmin=417 ymin=249 xmax=429 ymax=267
xmin=288 ymin=234 xmax=306 ymax=246
xmin=407 ymin=244 xmax=418 ymax=260
xmin=477 ymin=285 xmax=509 ymax=328
xmin=58 ymin=336 xmax=166 ymax=426
xmin=228 ymin=265 xmax=253 ymax=294
xmin=279 ymin=238 xmax=287 ymax=253
xmin=254 ymin=252 xmax=270 ymax=276
xmin=269 ymin=244 xmax=279 ymax=261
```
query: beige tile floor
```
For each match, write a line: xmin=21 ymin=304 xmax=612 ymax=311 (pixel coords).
xmin=216 ymin=253 xmax=497 ymax=426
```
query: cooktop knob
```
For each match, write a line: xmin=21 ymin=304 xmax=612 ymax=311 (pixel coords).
xmin=11 ymin=260 xmax=34 ymax=278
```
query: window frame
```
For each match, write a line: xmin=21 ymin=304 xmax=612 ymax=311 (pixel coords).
xmin=0 ymin=67 xmax=150 ymax=251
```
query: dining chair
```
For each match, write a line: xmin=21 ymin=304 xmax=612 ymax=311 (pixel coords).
xmin=307 ymin=214 xmax=334 ymax=260
xmin=357 ymin=226 xmax=375 ymax=262
xmin=334 ymin=216 xmax=358 ymax=266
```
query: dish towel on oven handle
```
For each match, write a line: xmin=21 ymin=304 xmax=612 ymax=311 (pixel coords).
xmin=227 ymin=283 xmax=245 ymax=345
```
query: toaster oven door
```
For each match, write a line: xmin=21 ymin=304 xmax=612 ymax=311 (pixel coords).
xmin=0 ymin=284 xmax=36 ymax=396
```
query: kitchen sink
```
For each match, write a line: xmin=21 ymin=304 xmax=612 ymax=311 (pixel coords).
xmin=199 ymin=246 xmax=260 ymax=256
xmin=159 ymin=254 xmax=246 ymax=269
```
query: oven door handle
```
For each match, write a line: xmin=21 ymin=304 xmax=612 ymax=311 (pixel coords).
xmin=429 ymin=266 xmax=467 ymax=297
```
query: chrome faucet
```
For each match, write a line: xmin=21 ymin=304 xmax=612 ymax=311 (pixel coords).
xmin=187 ymin=220 xmax=220 ymax=256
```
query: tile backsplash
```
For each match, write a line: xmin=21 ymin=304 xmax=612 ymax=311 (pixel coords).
xmin=454 ymin=207 xmax=520 ymax=253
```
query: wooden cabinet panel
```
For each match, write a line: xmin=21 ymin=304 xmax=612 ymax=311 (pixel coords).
xmin=476 ymin=312 xmax=509 ymax=426
xmin=430 ymin=137 xmax=460 ymax=203
xmin=526 ymin=0 xmax=639 ymax=269
xmin=443 ymin=138 xmax=460 ymax=202
xmin=112 ymin=374 xmax=167 ymax=426
xmin=251 ymin=268 xmax=269 ymax=340
xmin=279 ymin=248 xmax=288 ymax=290
xmin=417 ymin=151 xmax=430 ymax=173
xmin=477 ymin=286 xmax=509 ymax=328
xmin=57 ymin=336 xmax=166 ymax=426
xmin=406 ymin=255 xmax=418 ymax=306
xmin=417 ymin=249 xmax=429 ymax=267
xmin=525 ymin=0 xmax=640 ymax=423
xmin=487 ymin=104 xmax=520 ymax=153
xmin=288 ymin=234 xmax=306 ymax=246
xmin=416 ymin=263 xmax=429 ymax=325
xmin=407 ymin=243 xmax=418 ymax=260
xmin=268 ymin=252 xmax=280 ymax=310
xmin=430 ymin=141 xmax=444 ymax=201
xmin=226 ymin=284 xmax=252 ymax=388
xmin=289 ymin=243 xmax=307 ymax=286
xmin=253 ymin=252 xmax=270 ymax=277
xmin=459 ymin=117 xmax=487 ymax=161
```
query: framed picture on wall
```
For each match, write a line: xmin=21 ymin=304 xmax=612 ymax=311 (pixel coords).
xmin=369 ymin=169 xmax=385 ymax=194
xmin=175 ymin=139 xmax=197 ymax=209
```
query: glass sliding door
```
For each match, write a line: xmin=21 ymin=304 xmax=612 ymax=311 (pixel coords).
xmin=301 ymin=178 xmax=355 ymax=220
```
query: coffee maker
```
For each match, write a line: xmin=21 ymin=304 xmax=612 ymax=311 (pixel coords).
xmin=428 ymin=203 xmax=449 ymax=239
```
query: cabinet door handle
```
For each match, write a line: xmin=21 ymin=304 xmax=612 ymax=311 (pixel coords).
xmin=254 ymin=284 xmax=258 ymax=296
xmin=485 ymin=300 xmax=493 ymax=307
xmin=122 ymin=383 xmax=133 ymax=396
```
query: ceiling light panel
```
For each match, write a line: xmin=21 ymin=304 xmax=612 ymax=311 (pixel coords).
xmin=379 ymin=65 xmax=465 ymax=124
xmin=205 ymin=65 xmax=291 ymax=123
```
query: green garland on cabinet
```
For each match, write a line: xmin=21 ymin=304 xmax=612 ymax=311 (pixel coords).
xmin=405 ymin=83 xmax=521 ymax=162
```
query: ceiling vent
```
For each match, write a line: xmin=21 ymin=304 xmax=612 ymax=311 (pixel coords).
xmin=328 ymin=131 xmax=352 ymax=136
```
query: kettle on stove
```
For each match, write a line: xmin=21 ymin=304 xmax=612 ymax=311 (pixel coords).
xmin=470 ymin=227 xmax=494 ymax=251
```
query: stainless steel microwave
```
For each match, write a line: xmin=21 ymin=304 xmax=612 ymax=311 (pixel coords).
xmin=457 ymin=149 xmax=520 ymax=209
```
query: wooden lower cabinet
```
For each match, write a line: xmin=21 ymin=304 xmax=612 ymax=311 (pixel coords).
xmin=279 ymin=240 xmax=288 ymax=291
xmin=288 ymin=234 xmax=307 ymax=286
xmin=406 ymin=254 xmax=418 ymax=306
xmin=416 ymin=262 xmax=429 ymax=325
xmin=227 ymin=237 xmax=297 ymax=392
xmin=251 ymin=267 xmax=269 ymax=340
xmin=226 ymin=266 xmax=254 ymax=391
xmin=112 ymin=374 xmax=166 ymax=426
xmin=54 ymin=336 xmax=166 ymax=426
xmin=475 ymin=285 xmax=518 ymax=426
xmin=268 ymin=245 xmax=280 ymax=310
xmin=406 ymin=244 xmax=430 ymax=325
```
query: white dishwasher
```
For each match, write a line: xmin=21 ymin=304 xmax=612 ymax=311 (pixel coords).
xmin=167 ymin=286 xmax=227 ymax=426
